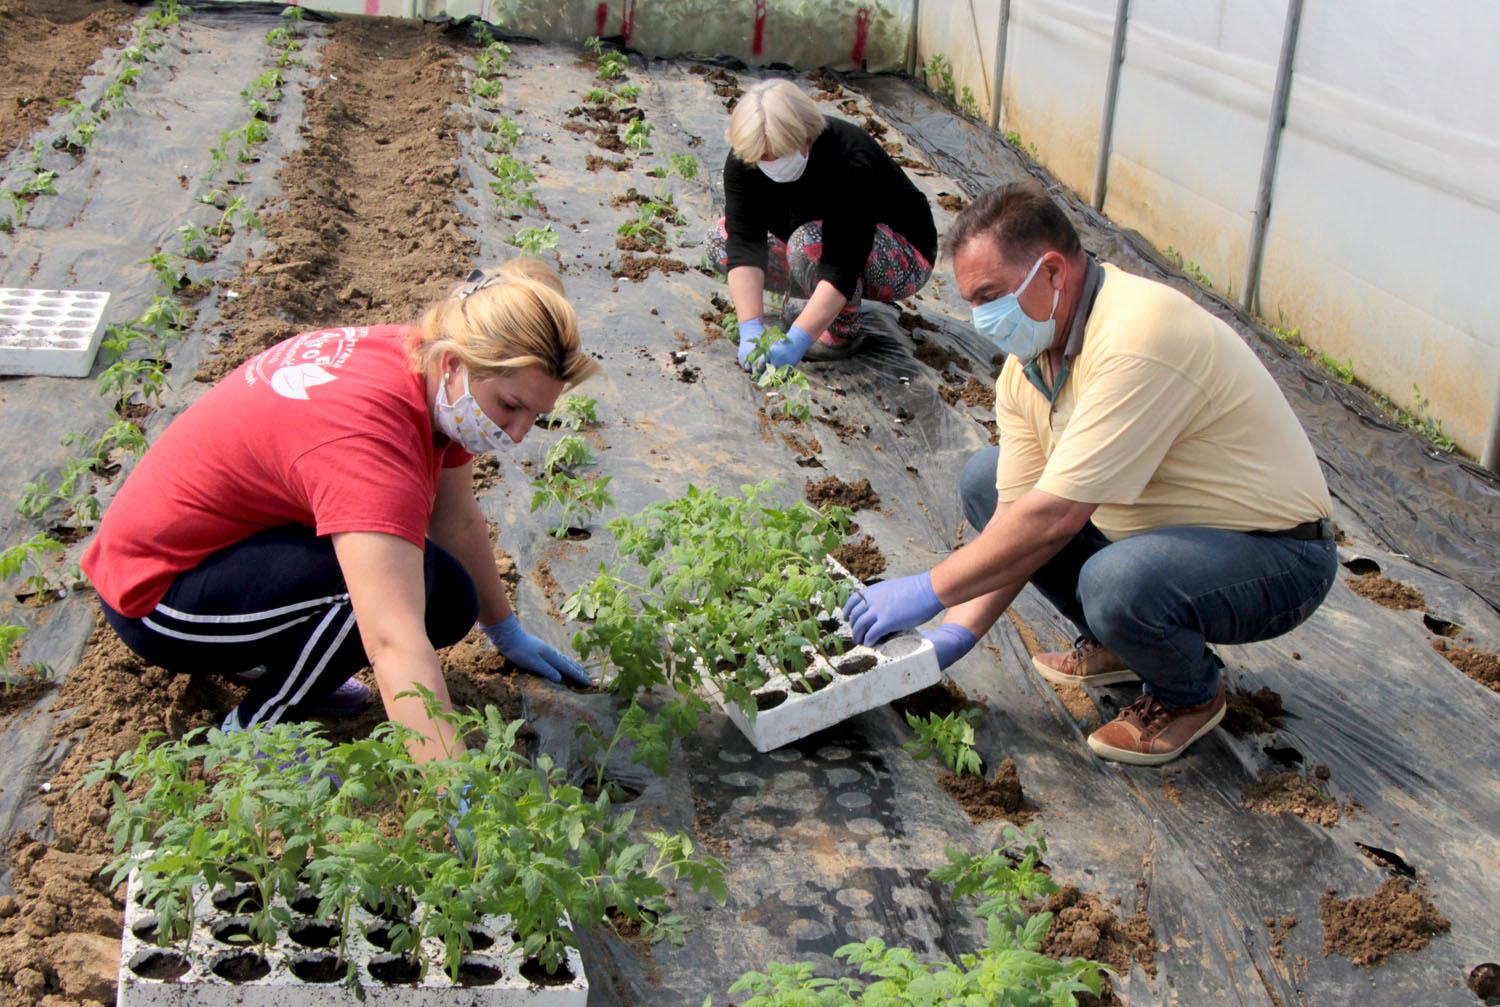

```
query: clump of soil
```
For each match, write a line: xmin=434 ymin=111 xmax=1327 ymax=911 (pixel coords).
xmin=861 ymin=116 xmax=887 ymax=138
xmin=1319 ymin=879 xmax=1449 ymax=966
xmin=1431 ymin=639 xmax=1500 ymax=693
xmin=593 ymin=126 xmax=628 ymax=153
xmin=805 ymin=475 xmax=879 ymax=512
xmin=615 ymin=236 xmax=662 ymax=253
xmin=1265 ymin=913 xmax=1297 ymax=960
xmin=938 ymin=376 xmax=996 ymax=411
xmin=912 ymin=338 xmax=973 ymax=373
xmin=531 ymin=559 xmax=565 ymax=624
xmin=806 ymin=67 xmax=843 ymax=97
xmin=1222 ymin=686 xmax=1285 ymax=736
xmin=940 ymin=759 xmax=1032 ymax=823
xmin=471 ymin=454 xmax=501 ymax=491
xmin=898 ymin=308 xmax=939 ymax=333
xmin=832 ymin=535 xmax=888 ymax=580
xmin=1469 ymin=963 xmax=1500 ymax=1001
xmin=1038 ymin=885 xmax=1156 ymax=1000
xmin=199 ymin=18 xmax=475 ymax=381
xmin=613 ymin=255 xmax=686 ymax=282
xmin=584 ymin=154 xmax=630 ymax=172
xmin=891 ymin=679 xmax=980 ymax=720
xmin=936 ymin=192 xmax=966 ymax=213
xmin=1241 ymin=768 xmax=1348 ymax=827
xmin=1346 ymin=571 xmax=1426 ymax=610
xmin=0 ymin=0 xmax=137 ymax=156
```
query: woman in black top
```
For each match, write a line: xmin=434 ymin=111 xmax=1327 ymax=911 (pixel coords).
xmin=707 ymin=78 xmax=937 ymax=366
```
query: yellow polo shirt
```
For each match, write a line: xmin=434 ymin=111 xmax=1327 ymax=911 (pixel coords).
xmin=995 ymin=263 xmax=1332 ymax=539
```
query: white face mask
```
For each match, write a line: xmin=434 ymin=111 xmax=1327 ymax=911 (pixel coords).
xmin=759 ymin=149 xmax=809 ymax=183
xmin=434 ymin=367 xmax=516 ymax=455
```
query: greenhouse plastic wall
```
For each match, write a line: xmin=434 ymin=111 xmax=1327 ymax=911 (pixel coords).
xmin=915 ymin=0 xmax=1500 ymax=461
xmin=276 ymin=0 xmax=913 ymax=72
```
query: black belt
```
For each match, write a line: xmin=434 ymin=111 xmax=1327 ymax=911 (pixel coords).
xmin=1253 ymin=518 xmax=1333 ymax=541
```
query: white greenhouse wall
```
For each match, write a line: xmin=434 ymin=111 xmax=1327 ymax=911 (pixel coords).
xmin=915 ymin=0 xmax=1500 ymax=460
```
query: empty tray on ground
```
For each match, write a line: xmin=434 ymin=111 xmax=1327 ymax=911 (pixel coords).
xmin=0 ymin=287 xmax=111 ymax=378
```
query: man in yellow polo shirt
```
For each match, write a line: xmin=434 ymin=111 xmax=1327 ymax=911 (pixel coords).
xmin=844 ymin=181 xmax=1337 ymax=765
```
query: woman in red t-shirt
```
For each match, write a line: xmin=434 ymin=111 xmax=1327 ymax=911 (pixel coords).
xmin=82 ymin=259 xmax=599 ymax=761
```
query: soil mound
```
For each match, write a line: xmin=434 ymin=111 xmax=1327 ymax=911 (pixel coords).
xmin=1222 ymin=686 xmax=1285 ymax=736
xmin=1038 ymin=884 xmax=1156 ymax=1003
xmin=1319 ymin=879 xmax=1449 ymax=966
xmin=937 ymin=375 xmax=996 ymax=411
xmin=1431 ymin=639 xmax=1500 ymax=693
xmin=612 ymin=255 xmax=686 ymax=282
xmin=1347 ymin=572 xmax=1426 ymax=610
xmin=940 ymin=758 xmax=1032 ymax=823
xmin=804 ymin=475 xmax=879 ymax=512
xmin=1241 ymin=769 xmax=1348 ymax=827
xmin=831 ymin=534 xmax=887 ymax=580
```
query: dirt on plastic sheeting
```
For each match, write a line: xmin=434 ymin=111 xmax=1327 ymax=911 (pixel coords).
xmin=613 ymin=254 xmax=688 ymax=282
xmin=0 ymin=0 xmax=138 ymax=157
xmin=804 ymin=475 xmax=880 ymax=512
xmin=1241 ymin=768 xmax=1350 ymax=827
xmin=830 ymin=534 xmax=888 ymax=580
xmin=1319 ymin=879 xmax=1451 ymax=966
xmin=937 ymin=375 xmax=996 ymax=411
xmin=1431 ymin=639 xmax=1500 ymax=693
xmin=1037 ymin=885 xmax=1156 ymax=1002
xmin=1222 ymin=685 xmax=1286 ymax=736
xmin=939 ymin=758 xmax=1032 ymax=824
xmin=1347 ymin=571 xmax=1427 ymax=610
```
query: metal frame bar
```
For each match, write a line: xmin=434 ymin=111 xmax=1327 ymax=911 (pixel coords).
xmin=1091 ymin=0 xmax=1131 ymax=211
xmin=989 ymin=0 xmax=1012 ymax=129
xmin=1241 ymin=0 xmax=1305 ymax=314
xmin=905 ymin=0 xmax=922 ymax=78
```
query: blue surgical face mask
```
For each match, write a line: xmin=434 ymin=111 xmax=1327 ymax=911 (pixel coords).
xmin=970 ymin=255 xmax=1059 ymax=364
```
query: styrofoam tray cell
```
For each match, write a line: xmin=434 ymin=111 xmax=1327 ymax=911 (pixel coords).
xmin=119 ymin=871 xmax=589 ymax=1007
xmin=705 ymin=559 xmax=942 ymax=752
xmin=0 ymin=287 xmax=110 ymax=377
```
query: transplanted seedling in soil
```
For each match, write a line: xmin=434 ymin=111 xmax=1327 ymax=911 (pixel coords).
xmin=542 ymin=433 xmax=594 ymax=475
xmin=511 ymin=224 xmax=558 ymax=255
xmin=89 ymin=700 xmax=725 ymax=983
xmin=530 ymin=472 xmax=613 ymax=538
xmin=904 ymin=708 xmax=983 ymax=776
xmin=546 ymin=393 xmax=599 ymax=431
xmin=746 ymin=328 xmax=814 ymax=422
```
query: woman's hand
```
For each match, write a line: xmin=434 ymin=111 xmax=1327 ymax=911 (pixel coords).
xmin=482 ymin=614 xmax=593 ymax=688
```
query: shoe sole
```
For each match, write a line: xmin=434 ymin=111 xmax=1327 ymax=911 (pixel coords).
xmin=1031 ymin=656 xmax=1140 ymax=688
xmin=1086 ymin=703 xmax=1227 ymax=766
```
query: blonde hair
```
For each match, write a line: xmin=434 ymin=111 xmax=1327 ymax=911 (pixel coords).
xmin=412 ymin=258 xmax=599 ymax=388
xmin=725 ymin=78 xmax=826 ymax=163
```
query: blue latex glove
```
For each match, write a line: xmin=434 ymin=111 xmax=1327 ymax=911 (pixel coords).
xmin=922 ymin=623 xmax=978 ymax=671
xmin=843 ymin=571 xmax=945 ymax=646
xmin=766 ymin=324 xmax=815 ymax=368
xmin=482 ymin=614 xmax=593 ymax=688
xmin=736 ymin=316 xmax=766 ymax=370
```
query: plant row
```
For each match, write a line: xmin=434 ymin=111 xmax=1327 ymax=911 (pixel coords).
xmin=528 ymin=395 xmax=615 ymax=538
xmin=90 ymin=698 xmax=726 ymax=982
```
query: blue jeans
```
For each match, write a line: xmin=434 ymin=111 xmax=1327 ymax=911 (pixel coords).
xmin=959 ymin=448 xmax=1336 ymax=707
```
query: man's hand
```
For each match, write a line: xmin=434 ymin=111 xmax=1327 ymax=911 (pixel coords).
xmin=921 ymin=623 xmax=978 ymax=670
xmin=736 ymin=317 xmax=766 ymax=370
xmin=843 ymin=571 xmax=944 ymax=646
xmin=482 ymin=614 xmax=593 ymax=688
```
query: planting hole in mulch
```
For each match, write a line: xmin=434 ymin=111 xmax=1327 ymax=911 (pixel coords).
xmin=1423 ymin=613 xmax=1461 ymax=636
xmin=831 ymin=534 xmax=888 ymax=580
xmin=1347 ymin=570 xmax=1426 ymax=610
xmin=1469 ymin=963 xmax=1500 ymax=1002
xmin=613 ymin=254 xmax=687 ymax=282
xmin=756 ymin=689 xmax=788 ymax=712
xmin=1318 ymin=878 xmax=1450 ymax=966
xmin=805 ymin=475 xmax=880 ymax=511
xmin=561 ymin=527 xmax=592 ymax=542
xmin=368 ymin=952 xmax=422 ymax=984
xmin=891 ymin=678 xmax=980 ymax=720
xmin=912 ymin=338 xmax=973 ymax=373
xmin=211 ymin=949 xmax=271 ymax=983
xmin=1342 ymin=557 xmax=1382 ymax=576
xmin=521 ymin=957 xmax=577 ymax=986
xmin=1263 ymin=744 xmax=1304 ymax=767
xmin=290 ymin=952 xmax=347 ymax=984
xmin=834 ymin=653 xmax=878 ymax=676
xmin=129 ymin=949 xmax=190 ymax=982
xmin=1241 ymin=768 xmax=1351 ymax=827
xmin=1355 ymin=842 xmax=1416 ymax=878
xmin=459 ymin=960 xmax=503 ymax=987
xmin=130 ymin=915 xmax=163 ymax=946
xmin=1222 ymin=686 xmax=1285 ymax=736
xmin=1038 ymin=885 xmax=1156 ymax=997
xmin=210 ymin=882 xmax=263 ymax=914
xmin=941 ymin=758 xmax=1032 ymax=823
xmin=1431 ymin=639 xmax=1500 ymax=693
xmin=289 ymin=918 xmax=340 ymax=949
xmin=210 ymin=916 xmax=253 ymax=946
xmin=605 ymin=904 xmax=660 ymax=939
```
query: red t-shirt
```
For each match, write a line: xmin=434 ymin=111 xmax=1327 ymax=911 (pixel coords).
xmin=83 ymin=325 xmax=471 ymax=617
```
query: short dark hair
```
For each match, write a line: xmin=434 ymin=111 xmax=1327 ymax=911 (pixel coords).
xmin=941 ymin=181 xmax=1081 ymax=263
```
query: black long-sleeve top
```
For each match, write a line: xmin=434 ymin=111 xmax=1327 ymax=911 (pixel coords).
xmin=722 ymin=115 xmax=937 ymax=299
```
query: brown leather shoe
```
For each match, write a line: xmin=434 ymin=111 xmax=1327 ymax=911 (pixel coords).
xmin=1087 ymin=685 xmax=1226 ymax=766
xmin=1032 ymin=637 xmax=1139 ymax=687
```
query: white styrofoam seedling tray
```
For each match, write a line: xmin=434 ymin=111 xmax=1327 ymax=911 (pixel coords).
xmin=0 ymin=287 xmax=110 ymax=377
xmin=119 ymin=872 xmax=588 ymax=1007
xmin=703 ymin=560 xmax=942 ymax=752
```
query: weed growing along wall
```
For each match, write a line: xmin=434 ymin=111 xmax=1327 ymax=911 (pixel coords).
xmin=916 ymin=0 xmax=1500 ymax=461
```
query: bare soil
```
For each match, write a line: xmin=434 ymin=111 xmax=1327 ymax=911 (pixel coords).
xmin=471 ymin=454 xmax=501 ymax=491
xmin=1038 ymin=885 xmax=1156 ymax=1003
xmin=584 ymin=153 xmax=630 ymax=172
xmin=1346 ymin=572 xmax=1426 ymax=610
xmin=612 ymin=255 xmax=687 ymax=282
xmin=0 ymin=0 xmax=137 ymax=157
xmin=1265 ymin=913 xmax=1297 ymax=960
xmin=805 ymin=475 xmax=879 ymax=512
xmin=890 ymin=678 xmax=980 ymax=721
xmin=1431 ymin=639 xmax=1500 ymax=693
xmin=1222 ymin=685 xmax=1285 ymax=736
xmin=1318 ymin=879 xmax=1450 ymax=966
xmin=198 ymin=17 xmax=475 ymax=382
xmin=1241 ymin=768 xmax=1350 ymax=827
xmin=831 ymin=534 xmax=887 ymax=580
xmin=940 ymin=758 xmax=1033 ymax=823
xmin=937 ymin=376 xmax=995 ymax=411
xmin=912 ymin=338 xmax=972 ymax=373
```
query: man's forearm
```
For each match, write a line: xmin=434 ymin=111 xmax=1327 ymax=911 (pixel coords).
xmin=932 ymin=491 xmax=1095 ymax=608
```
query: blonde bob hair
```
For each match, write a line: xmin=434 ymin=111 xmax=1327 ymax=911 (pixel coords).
xmin=412 ymin=258 xmax=598 ymax=388
xmin=725 ymin=78 xmax=826 ymax=163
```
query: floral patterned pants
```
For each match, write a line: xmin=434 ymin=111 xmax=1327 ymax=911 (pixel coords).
xmin=707 ymin=217 xmax=933 ymax=338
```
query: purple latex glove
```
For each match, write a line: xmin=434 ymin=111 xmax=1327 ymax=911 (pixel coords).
xmin=736 ymin=316 xmax=766 ymax=370
xmin=765 ymin=324 xmax=815 ymax=368
xmin=922 ymin=623 xmax=978 ymax=670
xmin=843 ymin=571 xmax=944 ymax=646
